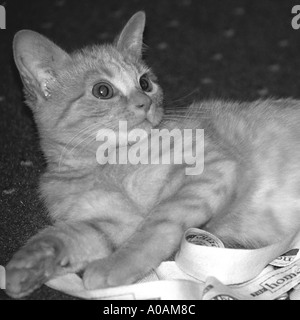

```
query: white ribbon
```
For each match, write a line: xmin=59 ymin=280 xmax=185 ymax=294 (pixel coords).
xmin=46 ymin=228 xmax=300 ymax=300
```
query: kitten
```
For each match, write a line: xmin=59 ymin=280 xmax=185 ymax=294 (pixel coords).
xmin=6 ymin=11 xmax=300 ymax=298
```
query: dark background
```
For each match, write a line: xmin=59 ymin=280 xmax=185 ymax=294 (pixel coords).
xmin=1 ymin=0 xmax=300 ymax=300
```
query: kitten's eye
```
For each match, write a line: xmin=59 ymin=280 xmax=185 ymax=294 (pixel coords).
xmin=92 ymin=82 xmax=114 ymax=99
xmin=139 ymin=75 xmax=152 ymax=92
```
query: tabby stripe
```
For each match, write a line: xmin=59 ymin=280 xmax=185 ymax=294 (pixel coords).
xmin=55 ymin=92 xmax=85 ymax=127
xmin=84 ymin=220 xmax=117 ymax=251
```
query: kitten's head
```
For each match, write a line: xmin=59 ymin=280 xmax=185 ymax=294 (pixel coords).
xmin=13 ymin=12 xmax=164 ymax=167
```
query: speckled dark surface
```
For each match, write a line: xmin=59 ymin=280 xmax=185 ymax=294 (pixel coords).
xmin=1 ymin=0 xmax=300 ymax=300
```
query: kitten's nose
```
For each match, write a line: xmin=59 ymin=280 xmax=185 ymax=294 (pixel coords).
xmin=131 ymin=91 xmax=152 ymax=113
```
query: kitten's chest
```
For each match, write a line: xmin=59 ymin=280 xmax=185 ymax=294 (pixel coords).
xmin=120 ymin=164 xmax=184 ymax=211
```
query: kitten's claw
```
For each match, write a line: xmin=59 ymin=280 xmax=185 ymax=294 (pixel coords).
xmin=5 ymin=238 xmax=66 ymax=298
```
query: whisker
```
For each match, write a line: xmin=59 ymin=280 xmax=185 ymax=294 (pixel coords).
xmin=62 ymin=122 xmax=100 ymax=151
xmin=58 ymin=123 xmax=101 ymax=171
xmin=164 ymin=88 xmax=199 ymax=106
xmin=59 ymin=117 xmax=118 ymax=168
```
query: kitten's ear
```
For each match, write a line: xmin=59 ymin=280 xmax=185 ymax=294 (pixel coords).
xmin=13 ymin=30 xmax=70 ymax=100
xmin=116 ymin=11 xmax=146 ymax=58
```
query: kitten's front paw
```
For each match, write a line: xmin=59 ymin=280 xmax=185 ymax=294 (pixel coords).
xmin=83 ymin=254 xmax=138 ymax=290
xmin=83 ymin=258 xmax=111 ymax=290
xmin=5 ymin=237 xmax=66 ymax=298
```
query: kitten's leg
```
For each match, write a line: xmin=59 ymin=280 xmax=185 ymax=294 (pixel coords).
xmin=83 ymin=194 xmax=218 ymax=290
xmin=5 ymin=220 xmax=115 ymax=298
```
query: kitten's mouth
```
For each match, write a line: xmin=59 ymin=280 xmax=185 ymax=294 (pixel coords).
xmin=125 ymin=106 xmax=163 ymax=138
xmin=136 ymin=118 xmax=153 ymax=131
